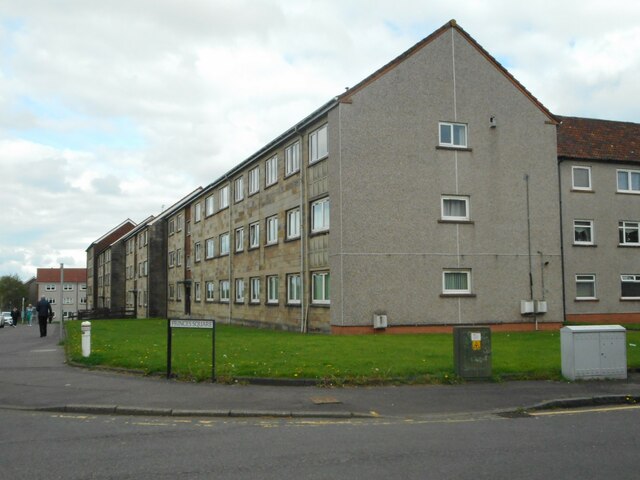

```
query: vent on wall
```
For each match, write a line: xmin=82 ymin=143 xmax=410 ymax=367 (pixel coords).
xmin=373 ymin=314 xmax=388 ymax=329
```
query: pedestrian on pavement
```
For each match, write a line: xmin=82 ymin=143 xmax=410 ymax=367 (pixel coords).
xmin=36 ymin=297 xmax=52 ymax=337
xmin=26 ymin=304 xmax=33 ymax=326
xmin=10 ymin=307 xmax=20 ymax=327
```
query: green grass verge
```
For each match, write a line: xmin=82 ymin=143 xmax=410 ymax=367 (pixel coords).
xmin=63 ymin=319 xmax=640 ymax=384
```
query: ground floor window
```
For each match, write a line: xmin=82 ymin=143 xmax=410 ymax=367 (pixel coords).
xmin=442 ymin=270 xmax=471 ymax=294
xmin=621 ymin=274 xmax=640 ymax=299
xmin=267 ymin=275 xmax=279 ymax=304
xmin=219 ymin=280 xmax=230 ymax=302
xmin=205 ymin=282 xmax=214 ymax=302
xmin=194 ymin=282 xmax=201 ymax=302
xmin=235 ymin=279 xmax=245 ymax=303
xmin=311 ymin=272 xmax=330 ymax=304
xmin=287 ymin=274 xmax=301 ymax=304
xmin=576 ymin=274 xmax=596 ymax=300
xmin=250 ymin=277 xmax=260 ymax=303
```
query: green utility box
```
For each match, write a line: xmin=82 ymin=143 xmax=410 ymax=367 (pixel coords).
xmin=453 ymin=326 xmax=492 ymax=379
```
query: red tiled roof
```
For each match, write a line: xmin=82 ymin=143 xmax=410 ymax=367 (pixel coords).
xmin=37 ymin=268 xmax=87 ymax=283
xmin=557 ymin=116 xmax=640 ymax=163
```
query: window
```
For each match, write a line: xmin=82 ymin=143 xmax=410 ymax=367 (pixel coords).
xmin=617 ymin=169 xmax=640 ymax=193
xmin=219 ymin=280 xmax=230 ymax=302
xmin=309 ymin=124 xmax=328 ymax=164
xmin=205 ymin=238 xmax=215 ymax=259
xmin=234 ymin=176 xmax=244 ymax=202
xmin=235 ymin=227 xmax=244 ymax=252
xmin=572 ymin=166 xmax=592 ymax=190
xmin=194 ymin=203 xmax=202 ymax=222
xmin=311 ymin=198 xmax=330 ymax=232
xmin=266 ymin=215 xmax=278 ymax=245
xmin=169 ymin=219 xmax=175 ymax=235
xmin=312 ymin=272 xmax=330 ymax=304
xmin=63 ymin=284 xmax=74 ymax=291
xmin=441 ymin=196 xmax=469 ymax=221
xmin=143 ymin=260 xmax=148 ymax=276
xmin=287 ymin=274 xmax=301 ymax=305
xmin=176 ymin=249 xmax=183 ymax=266
xmin=63 ymin=297 xmax=73 ymax=305
xmin=574 ymin=220 xmax=594 ymax=245
xmin=177 ymin=214 xmax=184 ymax=231
xmin=287 ymin=208 xmax=301 ymax=239
xmin=619 ymin=221 xmax=640 ymax=245
xmin=205 ymin=195 xmax=215 ymax=216
xmin=220 ymin=232 xmax=230 ymax=255
xmin=168 ymin=284 xmax=175 ymax=300
xmin=267 ymin=275 xmax=279 ymax=304
xmin=194 ymin=282 xmax=201 ymax=302
xmin=235 ymin=279 xmax=245 ymax=303
xmin=621 ymin=275 xmax=640 ymax=299
xmin=168 ymin=251 xmax=175 ymax=267
xmin=576 ymin=274 xmax=596 ymax=299
xmin=45 ymin=284 xmax=56 ymax=291
xmin=249 ymin=222 xmax=260 ymax=249
xmin=177 ymin=283 xmax=183 ymax=301
xmin=194 ymin=242 xmax=202 ymax=262
xmin=205 ymin=281 xmax=214 ymax=302
xmin=80 ymin=296 xmax=87 ymax=304
xmin=250 ymin=277 xmax=260 ymax=303
xmin=265 ymin=155 xmax=278 ymax=186
xmin=80 ymin=284 xmax=87 ymax=291
xmin=442 ymin=270 xmax=471 ymax=295
xmin=249 ymin=167 xmax=260 ymax=195
xmin=220 ymin=185 xmax=229 ymax=209
xmin=439 ymin=122 xmax=467 ymax=148
xmin=285 ymin=142 xmax=300 ymax=175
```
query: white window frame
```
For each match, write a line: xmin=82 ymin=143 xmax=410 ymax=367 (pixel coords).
xmin=235 ymin=227 xmax=244 ymax=252
xmin=285 ymin=141 xmax=300 ymax=176
xmin=46 ymin=284 xmax=56 ymax=291
xmin=265 ymin=155 xmax=278 ymax=187
xmin=441 ymin=195 xmax=470 ymax=221
xmin=287 ymin=274 xmax=301 ymax=305
xmin=219 ymin=280 xmax=230 ymax=303
xmin=267 ymin=275 xmax=279 ymax=304
xmin=205 ymin=238 xmax=215 ymax=259
xmin=311 ymin=272 xmax=330 ymax=305
xmin=220 ymin=232 xmax=230 ymax=256
xmin=617 ymin=169 xmax=640 ymax=193
xmin=309 ymin=124 xmax=328 ymax=164
xmin=205 ymin=281 xmax=215 ymax=302
xmin=168 ymin=251 xmax=175 ymax=268
xmin=219 ymin=185 xmax=230 ymax=209
xmin=194 ymin=282 xmax=201 ymax=302
xmin=619 ymin=221 xmax=640 ymax=246
xmin=442 ymin=270 xmax=471 ymax=295
xmin=439 ymin=122 xmax=467 ymax=148
xmin=235 ymin=279 xmax=245 ymax=304
xmin=621 ymin=274 xmax=640 ymax=299
xmin=266 ymin=215 xmax=278 ymax=245
xmin=572 ymin=166 xmax=592 ymax=191
xmin=194 ymin=203 xmax=202 ymax=222
xmin=234 ymin=176 xmax=244 ymax=202
xmin=574 ymin=220 xmax=594 ymax=245
xmin=576 ymin=274 xmax=596 ymax=300
xmin=205 ymin=195 xmax=215 ymax=216
xmin=249 ymin=222 xmax=260 ymax=249
xmin=287 ymin=208 xmax=301 ymax=239
xmin=250 ymin=277 xmax=261 ymax=304
xmin=249 ymin=167 xmax=260 ymax=195
xmin=311 ymin=197 xmax=330 ymax=233
xmin=194 ymin=242 xmax=202 ymax=262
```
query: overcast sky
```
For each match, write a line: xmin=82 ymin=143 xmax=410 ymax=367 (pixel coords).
xmin=1 ymin=0 xmax=639 ymax=281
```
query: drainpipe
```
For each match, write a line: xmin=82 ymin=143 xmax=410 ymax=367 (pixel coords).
xmin=226 ymin=174 xmax=232 ymax=325
xmin=524 ymin=174 xmax=537 ymax=330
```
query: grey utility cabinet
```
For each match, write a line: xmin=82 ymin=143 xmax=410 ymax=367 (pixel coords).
xmin=561 ymin=325 xmax=627 ymax=380
xmin=453 ymin=326 xmax=492 ymax=379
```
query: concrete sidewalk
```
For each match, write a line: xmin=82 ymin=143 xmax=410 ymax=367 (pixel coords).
xmin=2 ymin=323 xmax=640 ymax=419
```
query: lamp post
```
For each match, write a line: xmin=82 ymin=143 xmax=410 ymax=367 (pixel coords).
xmin=59 ymin=263 xmax=64 ymax=341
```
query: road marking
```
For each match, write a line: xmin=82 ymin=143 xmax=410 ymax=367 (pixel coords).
xmin=32 ymin=349 xmax=57 ymax=353
xmin=530 ymin=405 xmax=640 ymax=416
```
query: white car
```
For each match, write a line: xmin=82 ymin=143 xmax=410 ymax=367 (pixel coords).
xmin=0 ymin=311 xmax=12 ymax=328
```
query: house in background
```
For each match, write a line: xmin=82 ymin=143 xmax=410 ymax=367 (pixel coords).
xmin=557 ymin=116 xmax=640 ymax=323
xmin=36 ymin=267 xmax=88 ymax=320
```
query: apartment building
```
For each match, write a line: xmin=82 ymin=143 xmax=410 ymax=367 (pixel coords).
xmin=36 ymin=267 xmax=87 ymax=320
xmin=558 ymin=116 xmax=640 ymax=323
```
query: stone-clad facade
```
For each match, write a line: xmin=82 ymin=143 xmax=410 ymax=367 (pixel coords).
xmin=87 ymin=20 xmax=639 ymax=332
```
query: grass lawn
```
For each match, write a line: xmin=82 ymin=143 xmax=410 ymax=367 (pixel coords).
xmin=64 ymin=319 xmax=640 ymax=384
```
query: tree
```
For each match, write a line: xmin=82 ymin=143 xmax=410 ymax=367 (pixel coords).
xmin=0 ymin=275 xmax=28 ymax=311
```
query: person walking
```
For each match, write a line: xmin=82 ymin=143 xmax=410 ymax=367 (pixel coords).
xmin=26 ymin=304 xmax=33 ymax=326
xmin=10 ymin=307 xmax=20 ymax=327
xmin=36 ymin=297 xmax=52 ymax=337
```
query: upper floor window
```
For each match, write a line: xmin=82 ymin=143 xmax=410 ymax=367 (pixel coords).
xmin=177 ymin=214 xmax=184 ymax=231
xmin=439 ymin=122 xmax=467 ymax=148
xmin=441 ymin=196 xmax=469 ymax=221
xmin=63 ymin=284 xmax=74 ymax=291
xmin=205 ymin=195 xmax=215 ymax=216
xmin=249 ymin=222 xmax=260 ymax=249
xmin=287 ymin=208 xmax=301 ymax=239
xmin=219 ymin=185 xmax=230 ymax=209
xmin=234 ymin=176 xmax=244 ymax=202
xmin=265 ymin=155 xmax=278 ymax=187
xmin=285 ymin=141 xmax=300 ymax=175
xmin=311 ymin=197 xmax=330 ymax=233
xmin=309 ymin=124 xmax=328 ymax=164
xmin=249 ymin=167 xmax=260 ymax=195
xmin=194 ymin=203 xmax=202 ymax=223
xmin=266 ymin=215 xmax=278 ymax=245
xmin=619 ymin=221 xmax=640 ymax=246
xmin=220 ymin=232 xmax=230 ymax=256
xmin=572 ymin=166 xmax=592 ymax=191
xmin=235 ymin=227 xmax=244 ymax=252
xmin=617 ymin=169 xmax=640 ymax=193
xmin=168 ymin=219 xmax=175 ymax=235
xmin=45 ymin=284 xmax=56 ymax=291
xmin=574 ymin=220 xmax=594 ymax=245
xmin=194 ymin=242 xmax=202 ymax=262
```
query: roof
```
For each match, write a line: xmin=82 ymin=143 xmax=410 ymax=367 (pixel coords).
xmin=86 ymin=219 xmax=137 ymax=252
xmin=37 ymin=268 xmax=87 ymax=283
xmin=338 ymin=19 xmax=558 ymax=124
xmin=557 ymin=116 xmax=640 ymax=163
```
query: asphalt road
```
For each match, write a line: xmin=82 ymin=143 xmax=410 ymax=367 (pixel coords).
xmin=1 ymin=405 xmax=638 ymax=479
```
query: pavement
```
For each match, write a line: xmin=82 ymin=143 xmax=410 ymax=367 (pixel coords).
xmin=1 ymin=322 xmax=640 ymax=419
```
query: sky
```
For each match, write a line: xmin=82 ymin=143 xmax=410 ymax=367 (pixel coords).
xmin=1 ymin=0 xmax=639 ymax=281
